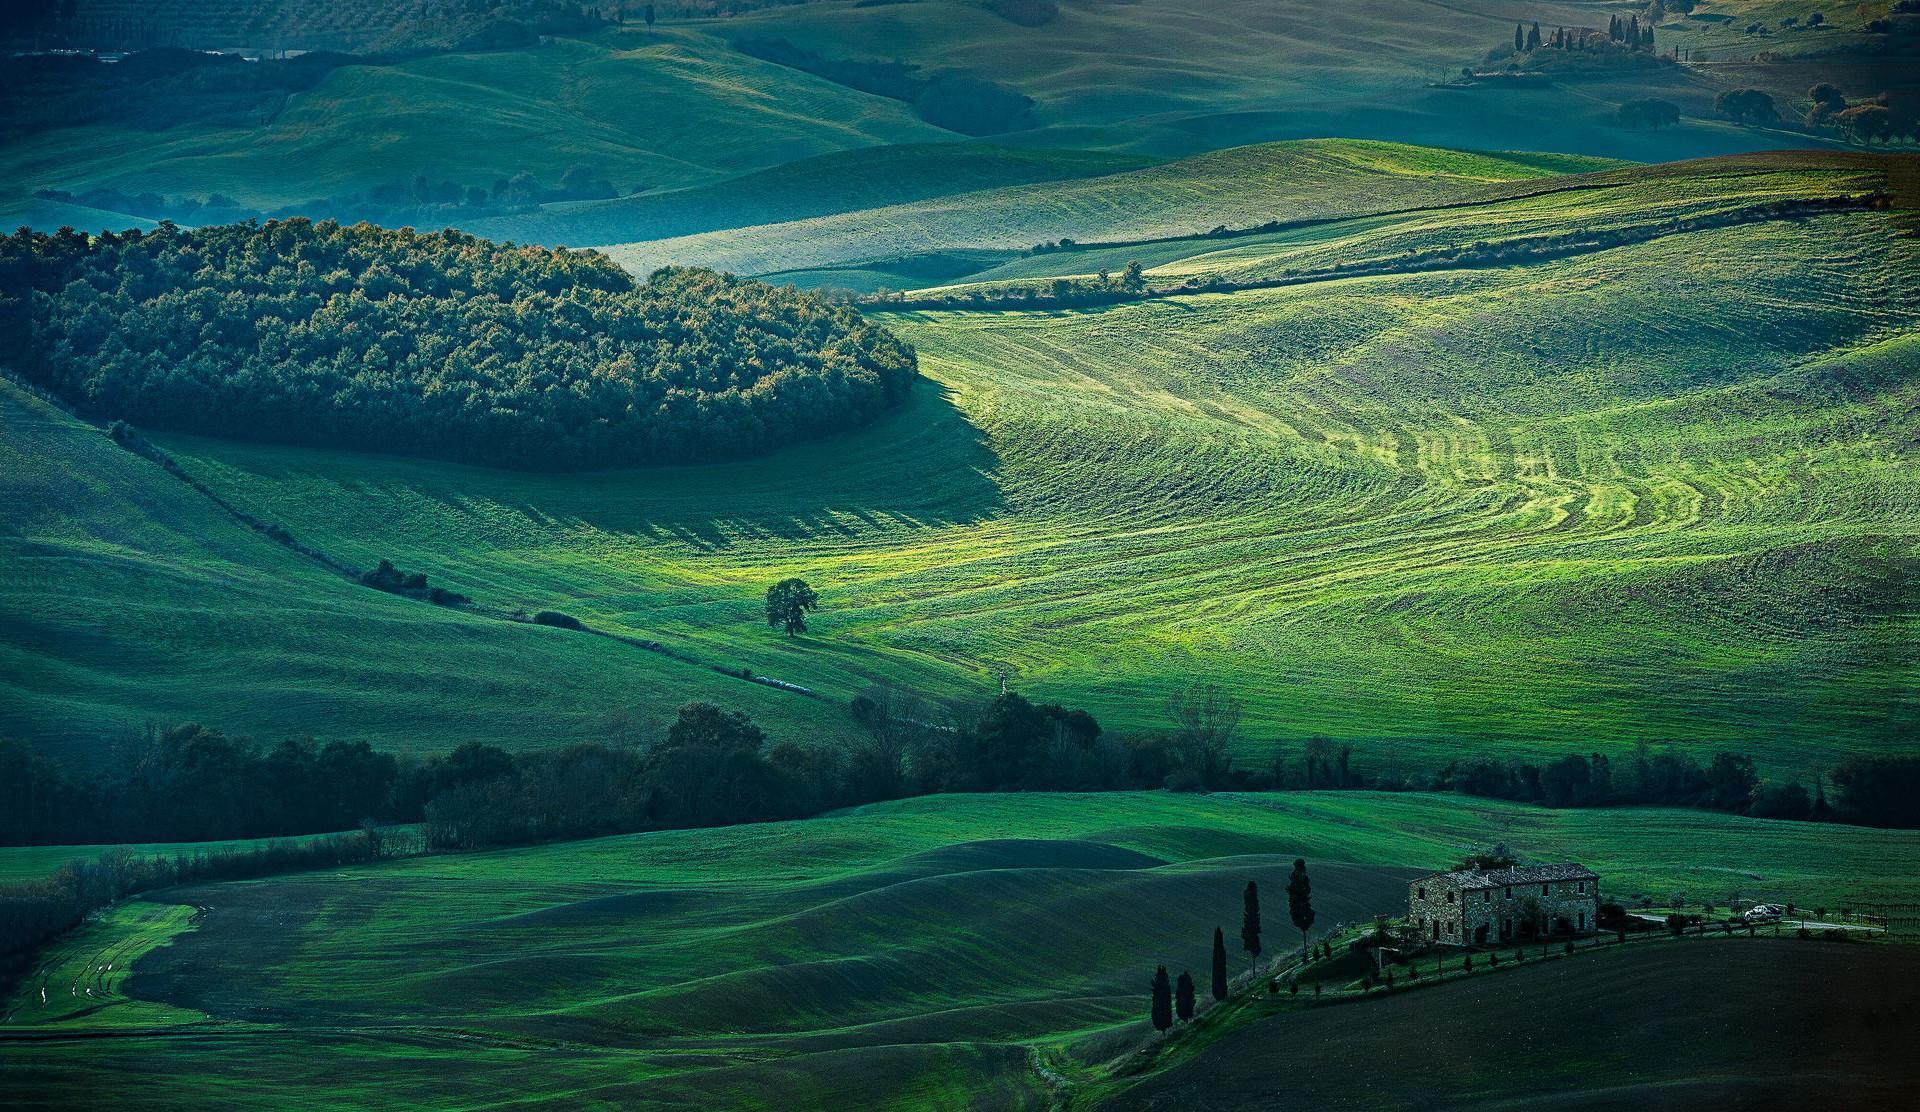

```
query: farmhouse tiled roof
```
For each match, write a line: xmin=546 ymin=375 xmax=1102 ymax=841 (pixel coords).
xmin=1418 ymin=863 xmax=1598 ymax=890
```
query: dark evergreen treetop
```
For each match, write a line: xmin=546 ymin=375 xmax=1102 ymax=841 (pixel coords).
xmin=1150 ymin=965 xmax=1173 ymax=1034
xmin=1 ymin=220 xmax=917 ymax=469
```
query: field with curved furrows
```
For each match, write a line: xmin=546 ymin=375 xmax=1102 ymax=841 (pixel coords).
xmin=11 ymin=150 xmax=1899 ymax=772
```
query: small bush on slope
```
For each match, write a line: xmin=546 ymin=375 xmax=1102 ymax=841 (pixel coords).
xmin=0 ymin=220 xmax=916 ymax=469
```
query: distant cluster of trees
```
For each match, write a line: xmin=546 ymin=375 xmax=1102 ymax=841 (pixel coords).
xmin=732 ymin=37 xmax=1034 ymax=135
xmin=1432 ymin=748 xmax=1919 ymax=828
xmin=2 ymin=220 xmax=918 ymax=468
xmin=1512 ymin=16 xmax=1656 ymax=55
xmin=0 ymin=48 xmax=358 ymax=138
xmin=1803 ymin=83 xmax=1915 ymax=145
xmin=2 ymin=726 xmax=409 ymax=845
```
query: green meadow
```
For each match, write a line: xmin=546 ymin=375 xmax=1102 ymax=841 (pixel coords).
xmin=2 ymin=1 xmax=1915 ymax=1107
xmin=8 ymin=146 xmax=1908 ymax=773
xmin=2 ymin=791 xmax=1913 ymax=1108
xmin=7 ymin=0 xmax=1883 ymax=236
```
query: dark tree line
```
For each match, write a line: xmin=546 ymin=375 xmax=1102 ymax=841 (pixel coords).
xmin=8 ymin=692 xmax=1912 ymax=857
xmin=1 ymin=220 xmax=917 ymax=469
xmin=1432 ymin=747 xmax=1919 ymax=828
xmin=0 ymin=829 xmax=399 ymax=978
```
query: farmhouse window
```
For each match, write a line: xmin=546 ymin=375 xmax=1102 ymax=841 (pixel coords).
xmin=1579 ymin=912 xmax=1586 ymax=930
xmin=1542 ymin=884 xmax=1550 ymax=895
xmin=1577 ymin=881 xmax=1585 ymax=893
xmin=1505 ymin=887 xmax=1512 ymax=897
xmin=1484 ymin=891 xmax=1491 ymax=902
xmin=1418 ymin=887 xmax=1425 ymax=899
xmin=1446 ymin=891 xmax=1455 ymax=903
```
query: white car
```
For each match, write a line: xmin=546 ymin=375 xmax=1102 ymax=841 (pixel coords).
xmin=1743 ymin=905 xmax=1783 ymax=922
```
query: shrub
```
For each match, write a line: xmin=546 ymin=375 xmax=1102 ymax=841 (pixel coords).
xmin=1797 ymin=927 xmax=1813 ymax=940
xmin=532 ymin=610 xmax=584 ymax=630
xmin=1487 ymin=952 xmax=1498 ymax=967
xmin=1462 ymin=956 xmax=1473 ymax=972
xmin=1564 ymin=941 xmax=1575 ymax=955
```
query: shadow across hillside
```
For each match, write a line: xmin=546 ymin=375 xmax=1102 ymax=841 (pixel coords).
xmin=167 ymin=378 xmax=1006 ymax=555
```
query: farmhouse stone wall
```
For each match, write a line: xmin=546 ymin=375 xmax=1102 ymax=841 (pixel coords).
xmin=1407 ymin=866 xmax=1599 ymax=945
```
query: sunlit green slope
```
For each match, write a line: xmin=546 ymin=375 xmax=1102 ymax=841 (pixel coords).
xmin=21 ymin=149 xmax=1901 ymax=771
xmin=0 ymin=381 xmax=857 ymax=764
xmin=601 ymin=139 xmax=1625 ymax=278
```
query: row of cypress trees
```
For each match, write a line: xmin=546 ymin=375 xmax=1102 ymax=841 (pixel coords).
xmin=1150 ymin=861 xmax=1317 ymax=1035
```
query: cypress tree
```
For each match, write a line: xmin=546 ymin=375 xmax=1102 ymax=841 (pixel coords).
xmin=1241 ymin=881 xmax=1263 ymax=968
xmin=1287 ymin=858 xmax=1316 ymax=959
xmin=1176 ymin=971 xmax=1196 ymax=1022
xmin=1526 ymin=22 xmax=1541 ymax=50
xmin=1515 ymin=22 xmax=1525 ymax=52
xmin=1211 ymin=926 xmax=1229 ymax=1000
xmin=1151 ymin=966 xmax=1172 ymax=1036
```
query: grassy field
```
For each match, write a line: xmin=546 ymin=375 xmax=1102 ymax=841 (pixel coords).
xmin=0 ymin=791 xmax=1913 ymax=1108
xmin=1093 ymin=939 xmax=1920 ymax=1110
xmin=7 ymin=149 xmax=1901 ymax=771
xmin=1 ymin=30 xmax=947 ymax=215
xmin=0 ymin=380 xmax=859 ymax=764
xmin=7 ymin=0 xmax=1889 ymax=240
xmin=600 ymin=139 xmax=1626 ymax=278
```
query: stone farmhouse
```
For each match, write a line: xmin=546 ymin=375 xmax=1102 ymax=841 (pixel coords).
xmin=1408 ymin=863 xmax=1599 ymax=945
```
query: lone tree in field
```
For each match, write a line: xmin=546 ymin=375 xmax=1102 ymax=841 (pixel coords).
xmin=1715 ymin=88 xmax=1779 ymax=126
xmin=1288 ymin=858 xmax=1316 ymax=959
xmin=765 ymin=578 xmax=819 ymax=637
xmin=1211 ymin=926 xmax=1229 ymax=1000
xmin=1241 ymin=881 xmax=1263 ymax=969
xmin=1175 ymin=971 xmax=1196 ymax=1022
xmin=1618 ymin=98 xmax=1680 ymax=129
xmin=643 ymin=2 xmax=654 ymax=28
xmin=1150 ymin=966 xmax=1173 ymax=1036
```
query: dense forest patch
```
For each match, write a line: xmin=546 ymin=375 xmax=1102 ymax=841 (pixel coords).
xmin=0 ymin=220 xmax=917 ymax=469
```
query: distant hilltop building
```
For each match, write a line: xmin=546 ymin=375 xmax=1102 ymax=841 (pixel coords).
xmin=1409 ymin=863 xmax=1599 ymax=945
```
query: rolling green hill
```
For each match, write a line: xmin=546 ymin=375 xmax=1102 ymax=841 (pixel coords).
xmin=13 ymin=149 xmax=1906 ymax=772
xmin=599 ymin=139 xmax=1627 ymax=278
xmin=6 ymin=0 xmax=1896 ymax=243
xmin=0 ymin=379 xmax=858 ymax=764
xmin=0 ymin=30 xmax=947 ymax=216
xmin=2 ymin=791 xmax=1914 ymax=1108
